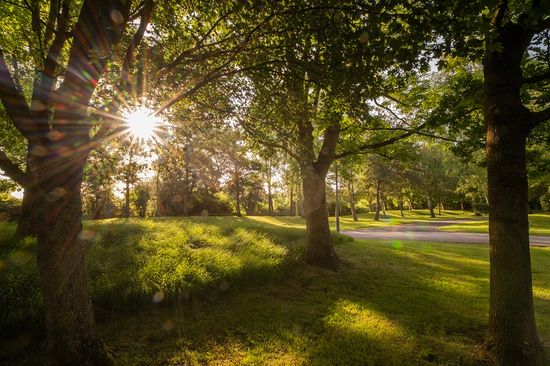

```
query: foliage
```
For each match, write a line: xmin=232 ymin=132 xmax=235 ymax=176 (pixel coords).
xmin=0 ymin=193 xmax=20 ymax=222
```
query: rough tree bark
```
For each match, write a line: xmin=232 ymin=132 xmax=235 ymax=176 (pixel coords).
xmin=297 ymin=118 xmax=340 ymax=269
xmin=15 ymin=146 xmax=39 ymax=237
xmin=15 ymin=184 xmax=38 ymax=237
xmin=35 ymin=148 xmax=111 ymax=366
xmin=483 ymin=3 xmax=548 ymax=364
xmin=0 ymin=0 xmax=139 ymax=363
xmin=302 ymin=166 xmax=338 ymax=269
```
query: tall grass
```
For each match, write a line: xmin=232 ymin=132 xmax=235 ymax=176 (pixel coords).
xmin=0 ymin=217 xmax=306 ymax=331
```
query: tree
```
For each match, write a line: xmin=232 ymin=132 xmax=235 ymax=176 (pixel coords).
xmin=0 ymin=1 xmax=152 ymax=363
xmin=234 ymin=1 xmax=455 ymax=269
xmin=481 ymin=2 xmax=550 ymax=364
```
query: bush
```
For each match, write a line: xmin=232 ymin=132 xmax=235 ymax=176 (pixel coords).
xmin=541 ymin=190 xmax=550 ymax=212
xmin=473 ymin=202 xmax=489 ymax=216
xmin=0 ymin=194 xmax=21 ymax=222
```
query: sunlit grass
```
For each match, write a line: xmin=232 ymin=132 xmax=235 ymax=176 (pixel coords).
xmin=439 ymin=213 xmax=550 ymax=236
xmin=1 ymin=216 xmax=549 ymax=365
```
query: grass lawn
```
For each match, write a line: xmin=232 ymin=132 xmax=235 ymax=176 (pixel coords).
xmin=1 ymin=216 xmax=549 ymax=365
xmin=331 ymin=210 xmax=550 ymax=236
xmin=437 ymin=213 xmax=550 ymax=236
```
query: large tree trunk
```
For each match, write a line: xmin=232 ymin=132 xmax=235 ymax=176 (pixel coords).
xmin=16 ymin=186 xmax=38 ymax=237
xmin=302 ymin=168 xmax=339 ymax=270
xmin=15 ymin=148 xmax=38 ymax=237
xmin=485 ymin=117 xmax=544 ymax=366
xmin=36 ymin=153 xmax=113 ymax=366
xmin=484 ymin=25 xmax=545 ymax=364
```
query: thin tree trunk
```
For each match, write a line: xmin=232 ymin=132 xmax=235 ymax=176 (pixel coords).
xmin=235 ymin=170 xmax=242 ymax=217
xmin=438 ymin=198 xmax=442 ymax=216
xmin=427 ymin=195 xmax=435 ymax=218
xmin=409 ymin=194 xmax=414 ymax=210
xmin=289 ymin=182 xmax=295 ymax=216
xmin=302 ymin=167 xmax=339 ymax=270
xmin=267 ymin=160 xmax=274 ymax=215
xmin=374 ymin=179 xmax=381 ymax=221
xmin=124 ymin=178 xmax=130 ymax=217
xmin=399 ymin=197 xmax=404 ymax=217
xmin=124 ymin=147 xmax=133 ymax=218
xmin=349 ymin=177 xmax=358 ymax=222
xmin=92 ymin=195 xmax=107 ymax=220
xmin=382 ymin=195 xmax=387 ymax=217
xmin=182 ymin=157 xmax=191 ymax=216
xmin=155 ymin=169 xmax=162 ymax=217
xmin=297 ymin=180 xmax=304 ymax=217
xmin=334 ymin=163 xmax=340 ymax=233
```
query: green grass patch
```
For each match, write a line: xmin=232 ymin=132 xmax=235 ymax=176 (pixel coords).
xmin=0 ymin=217 xmax=305 ymax=332
xmin=1 ymin=216 xmax=549 ymax=365
xmin=438 ymin=213 xmax=550 ymax=236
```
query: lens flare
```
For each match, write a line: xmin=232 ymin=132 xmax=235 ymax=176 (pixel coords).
xmin=124 ymin=106 xmax=160 ymax=141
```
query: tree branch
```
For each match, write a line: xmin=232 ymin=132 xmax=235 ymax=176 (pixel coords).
xmin=491 ymin=0 xmax=509 ymax=28
xmin=522 ymin=69 xmax=550 ymax=84
xmin=0 ymin=49 xmax=34 ymax=138
xmin=314 ymin=124 xmax=340 ymax=174
xmin=0 ymin=150 xmax=31 ymax=188
xmin=335 ymin=122 xmax=428 ymax=160
xmin=121 ymin=0 xmax=153 ymax=91
xmin=531 ymin=105 xmax=550 ymax=128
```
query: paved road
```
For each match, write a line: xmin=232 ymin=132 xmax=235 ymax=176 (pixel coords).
xmin=342 ymin=220 xmax=550 ymax=247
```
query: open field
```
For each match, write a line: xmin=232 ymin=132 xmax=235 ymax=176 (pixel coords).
xmin=1 ymin=215 xmax=549 ymax=365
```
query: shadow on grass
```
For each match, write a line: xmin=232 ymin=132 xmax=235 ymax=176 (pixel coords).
xmin=97 ymin=239 xmax=501 ymax=365
xmin=2 ymin=218 xmax=548 ymax=365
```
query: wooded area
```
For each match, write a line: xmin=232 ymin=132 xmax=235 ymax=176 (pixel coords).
xmin=0 ymin=1 xmax=549 ymax=365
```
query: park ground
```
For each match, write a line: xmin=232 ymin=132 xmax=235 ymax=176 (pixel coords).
xmin=0 ymin=211 xmax=549 ymax=365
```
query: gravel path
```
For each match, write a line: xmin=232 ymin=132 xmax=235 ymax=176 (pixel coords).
xmin=341 ymin=220 xmax=550 ymax=247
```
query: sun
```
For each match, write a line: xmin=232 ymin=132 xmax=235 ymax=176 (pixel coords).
xmin=124 ymin=106 xmax=161 ymax=141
